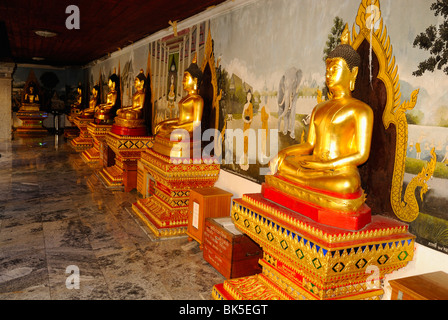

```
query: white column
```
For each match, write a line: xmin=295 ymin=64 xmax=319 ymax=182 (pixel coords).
xmin=0 ymin=62 xmax=15 ymax=140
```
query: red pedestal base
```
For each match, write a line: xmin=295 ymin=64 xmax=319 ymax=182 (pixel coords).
xmin=111 ymin=124 xmax=147 ymax=136
xmin=262 ymin=183 xmax=371 ymax=231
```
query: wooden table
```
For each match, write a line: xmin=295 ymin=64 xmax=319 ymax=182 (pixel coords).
xmin=389 ymin=271 xmax=448 ymax=300
xmin=187 ymin=187 xmax=233 ymax=249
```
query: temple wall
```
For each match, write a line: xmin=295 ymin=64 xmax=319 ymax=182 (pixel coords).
xmin=82 ymin=0 xmax=448 ymax=298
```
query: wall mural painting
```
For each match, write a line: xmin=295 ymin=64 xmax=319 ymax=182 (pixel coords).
xmin=83 ymin=0 xmax=448 ymax=254
xmin=210 ymin=0 xmax=448 ymax=254
xmin=149 ymin=22 xmax=209 ymax=131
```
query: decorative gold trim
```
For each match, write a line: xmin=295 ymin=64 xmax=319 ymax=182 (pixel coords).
xmin=265 ymin=175 xmax=366 ymax=213
xmin=347 ymin=0 xmax=436 ymax=222
xmin=231 ymin=198 xmax=415 ymax=295
xmin=240 ymin=195 xmax=409 ymax=244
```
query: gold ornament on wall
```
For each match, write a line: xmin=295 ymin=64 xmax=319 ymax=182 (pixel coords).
xmin=345 ymin=0 xmax=436 ymax=222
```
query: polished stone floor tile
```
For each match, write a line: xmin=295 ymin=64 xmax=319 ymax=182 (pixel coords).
xmin=0 ymin=134 xmax=225 ymax=300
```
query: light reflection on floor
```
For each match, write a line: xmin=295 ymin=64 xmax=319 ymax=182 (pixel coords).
xmin=0 ymin=133 xmax=225 ymax=300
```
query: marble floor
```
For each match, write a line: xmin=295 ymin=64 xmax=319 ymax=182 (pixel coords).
xmin=0 ymin=133 xmax=225 ymax=300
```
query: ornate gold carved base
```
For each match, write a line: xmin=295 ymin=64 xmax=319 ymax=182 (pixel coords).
xmin=16 ymin=109 xmax=48 ymax=135
xmin=70 ymin=116 xmax=94 ymax=152
xmin=212 ymin=194 xmax=415 ymax=300
xmin=131 ymin=147 xmax=220 ymax=239
xmin=97 ymin=132 xmax=153 ymax=192
xmin=152 ymin=134 xmax=202 ymax=159
xmin=65 ymin=108 xmax=82 ymax=139
xmin=81 ymin=122 xmax=113 ymax=165
xmin=63 ymin=127 xmax=80 ymax=139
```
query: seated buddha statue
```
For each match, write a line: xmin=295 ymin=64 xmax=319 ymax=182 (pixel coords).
xmin=114 ymin=70 xmax=147 ymax=127
xmin=80 ymin=85 xmax=100 ymax=118
xmin=269 ymin=43 xmax=373 ymax=210
xmin=69 ymin=85 xmax=83 ymax=116
xmin=94 ymin=74 xmax=120 ymax=124
xmin=72 ymin=85 xmax=82 ymax=108
xmin=154 ymin=57 xmax=203 ymax=141
xmin=24 ymin=83 xmax=39 ymax=104
xmin=21 ymin=82 xmax=41 ymax=111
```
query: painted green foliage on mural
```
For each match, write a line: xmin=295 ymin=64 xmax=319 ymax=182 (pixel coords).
xmin=413 ymin=0 xmax=448 ymax=76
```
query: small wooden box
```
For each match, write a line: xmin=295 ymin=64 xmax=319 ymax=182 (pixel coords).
xmin=187 ymin=187 xmax=233 ymax=248
xmin=389 ymin=271 xmax=448 ymax=300
xmin=203 ymin=217 xmax=262 ymax=279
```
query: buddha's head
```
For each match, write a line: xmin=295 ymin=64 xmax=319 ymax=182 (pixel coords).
xmin=108 ymin=74 xmax=119 ymax=91
xmin=92 ymin=85 xmax=99 ymax=98
xmin=184 ymin=61 xmax=202 ymax=92
xmin=27 ymin=82 xmax=36 ymax=94
xmin=326 ymin=44 xmax=361 ymax=92
xmin=135 ymin=70 xmax=146 ymax=92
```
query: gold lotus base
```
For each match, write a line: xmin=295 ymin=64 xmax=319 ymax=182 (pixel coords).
xmin=212 ymin=194 xmax=415 ymax=300
xmin=81 ymin=123 xmax=113 ymax=165
xmin=113 ymin=116 xmax=145 ymax=128
xmin=97 ymin=132 xmax=153 ymax=192
xmin=97 ymin=164 xmax=125 ymax=190
xmin=132 ymin=147 xmax=220 ymax=239
xmin=152 ymin=134 xmax=202 ymax=159
xmin=70 ymin=136 xmax=94 ymax=152
xmin=16 ymin=108 xmax=48 ymax=135
xmin=70 ymin=117 xmax=94 ymax=152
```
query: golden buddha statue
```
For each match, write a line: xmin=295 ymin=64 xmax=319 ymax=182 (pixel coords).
xmin=155 ymin=58 xmax=203 ymax=140
xmin=151 ymin=56 xmax=204 ymax=158
xmin=114 ymin=70 xmax=147 ymax=127
xmin=269 ymin=44 xmax=373 ymax=210
xmin=20 ymin=82 xmax=41 ymax=112
xmin=24 ymin=83 xmax=39 ymax=105
xmin=94 ymin=74 xmax=120 ymax=123
xmin=81 ymin=85 xmax=100 ymax=118
xmin=72 ymin=85 xmax=82 ymax=109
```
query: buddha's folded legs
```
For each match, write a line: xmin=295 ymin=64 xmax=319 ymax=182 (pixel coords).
xmin=278 ymin=158 xmax=361 ymax=195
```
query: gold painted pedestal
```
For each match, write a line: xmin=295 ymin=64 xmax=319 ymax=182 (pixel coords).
xmin=16 ymin=104 xmax=48 ymax=135
xmin=64 ymin=108 xmax=82 ymax=139
xmin=212 ymin=193 xmax=415 ymax=300
xmin=70 ymin=116 xmax=94 ymax=152
xmin=81 ymin=122 xmax=113 ymax=165
xmin=131 ymin=140 xmax=220 ymax=239
xmin=97 ymin=131 xmax=153 ymax=192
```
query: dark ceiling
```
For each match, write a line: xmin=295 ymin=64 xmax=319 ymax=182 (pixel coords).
xmin=0 ymin=0 xmax=227 ymax=67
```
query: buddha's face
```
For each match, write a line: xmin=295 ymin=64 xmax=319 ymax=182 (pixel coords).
xmin=325 ymin=58 xmax=357 ymax=92
xmin=77 ymin=88 xmax=81 ymax=94
xmin=183 ymin=71 xmax=197 ymax=91
xmin=135 ymin=77 xmax=144 ymax=91
xmin=108 ymin=79 xmax=115 ymax=90
xmin=92 ymin=88 xmax=97 ymax=97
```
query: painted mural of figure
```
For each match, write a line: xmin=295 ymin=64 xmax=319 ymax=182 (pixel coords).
xmin=442 ymin=145 xmax=448 ymax=166
xmin=277 ymin=67 xmax=302 ymax=140
xmin=240 ymin=89 xmax=253 ymax=170
xmin=415 ymin=136 xmax=422 ymax=160
xmin=167 ymin=74 xmax=176 ymax=118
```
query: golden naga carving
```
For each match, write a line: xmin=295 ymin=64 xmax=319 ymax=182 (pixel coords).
xmin=115 ymin=70 xmax=147 ymax=125
xmin=269 ymin=38 xmax=374 ymax=212
xmin=345 ymin=0 xmax=436 ymax=222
